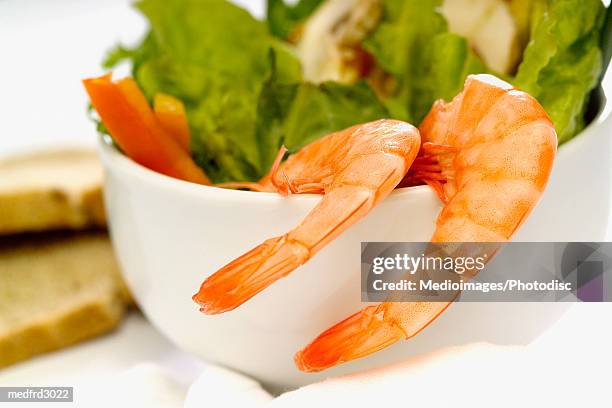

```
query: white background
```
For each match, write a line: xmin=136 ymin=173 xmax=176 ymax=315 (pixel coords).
xmin=0 ymin=0 xmax=261 ymax=157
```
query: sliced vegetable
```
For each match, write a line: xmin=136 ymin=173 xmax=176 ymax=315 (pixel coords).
xmin=105 ymin=0 xmax=302 ymax=182
xmin=153 ymin=93 xmax=191 ymax=153
xmin=84 ymin=74 xmax=210 ymax=184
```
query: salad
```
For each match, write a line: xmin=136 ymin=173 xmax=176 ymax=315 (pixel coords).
xmin=92 ymin=0 xmax=610 ymax=184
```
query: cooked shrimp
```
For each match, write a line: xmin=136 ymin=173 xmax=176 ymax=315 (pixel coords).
xmin=193 ymin=119 xmax=421 ymax=314
xmin=295 ymin=74 xmax=557 ymax=372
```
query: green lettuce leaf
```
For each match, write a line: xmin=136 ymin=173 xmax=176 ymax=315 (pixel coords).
xmin=515 ymin=0 xmax=606 ymax=143
xmin=105 ymin=0 xmax=301 ymax=182
xmin=600 ymin=4 xmax=612 ymax=79
xmin=412 ymin=33 xmax=487 ymax=123
xmin=266 ymin=0 xmax=325 ymax=40
xmin=509 ymin=0 xmax=548 ymax=50
xmin=100 ymin=0 xmax=608 ymax=183
xmin=255 ymin=54 xmax=389 ymax=171
xmin=363 ymin=0 xmax=486 ymax=124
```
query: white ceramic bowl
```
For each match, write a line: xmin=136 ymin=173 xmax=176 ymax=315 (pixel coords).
xmin=99 ymin=90 xmax=611 ymax=391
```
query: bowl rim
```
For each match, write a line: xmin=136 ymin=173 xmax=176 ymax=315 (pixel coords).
xmin=97 ymin=86 xmax=611 ymax=203
xmin=98 ymin=135 xmax=437 ymax=204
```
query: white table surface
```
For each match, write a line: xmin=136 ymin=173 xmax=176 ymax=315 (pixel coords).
xmin=1 ymin=0 xmax=611 ymax=402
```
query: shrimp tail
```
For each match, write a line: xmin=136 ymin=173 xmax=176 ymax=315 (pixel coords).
xmin=295 ymin=301 xmax=453 ymax=372
xmin=295 ymin=305 xmax=406 ymax=372
xmin=193 ymin=235 xmax=309 ymax=314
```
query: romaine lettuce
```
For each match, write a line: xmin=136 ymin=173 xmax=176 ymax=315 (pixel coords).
xmin=100 ymin=0 xmax=609 ymax=184
xmin=256 ymin=53 xmax=389 ymax=171
xmin=514 ymin=0 xmax=606 ymax=143
xmin=105 ymin=0 xmax=390 ymax=182
xmin=105 ymin=0 xmax=302 ymax=182
xmin=363 ymin=0 xmax=486 ymax=124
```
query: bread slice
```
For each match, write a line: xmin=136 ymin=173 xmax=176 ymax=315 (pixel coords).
xmin=0 ymin=149 xmax=106 ymax=235
xmin=0 ymin=231 xmax=130 ymax=367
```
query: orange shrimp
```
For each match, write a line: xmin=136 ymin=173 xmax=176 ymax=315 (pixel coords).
xmin=294 ymin=74 xmax=557 ymax=372
xmin=193 ymin=119 xmax=421 ymax=314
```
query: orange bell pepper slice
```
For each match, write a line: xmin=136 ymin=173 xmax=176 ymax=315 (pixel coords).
xmin=83 ymin=74 xmax=210 ymax=185
xmin=153 ymin=93 xmax=191 ymax=153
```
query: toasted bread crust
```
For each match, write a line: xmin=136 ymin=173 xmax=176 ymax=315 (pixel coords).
xmin=0 ymin=149 xmax=106 ymax=235
xmin=0 ymin=232 xmax=130 ymax=367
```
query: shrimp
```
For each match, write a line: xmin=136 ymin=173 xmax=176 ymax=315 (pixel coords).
xmin=294 ymin=74 xmax=557 ymax=372
xmin=193 ymin=119 xmax=421 ymax=314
